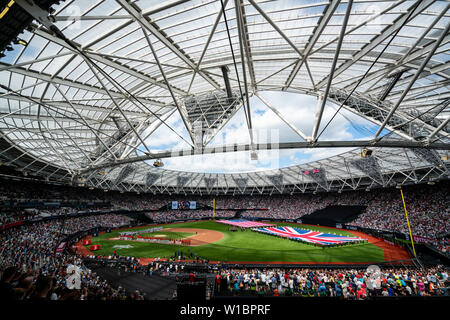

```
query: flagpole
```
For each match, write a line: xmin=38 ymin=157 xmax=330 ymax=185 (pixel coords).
xmin=213 ymin=198 xmax=216 ymax=220
xmin=400 ymin=188 xmax=416 ymax=257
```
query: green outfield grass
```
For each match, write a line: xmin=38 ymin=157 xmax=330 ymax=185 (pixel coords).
xmin=87 ymin=220 xmax=385 ymax=263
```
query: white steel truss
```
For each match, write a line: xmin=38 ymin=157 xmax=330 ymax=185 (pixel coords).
xmin=0 ymin=0 xmax=448 ymax=192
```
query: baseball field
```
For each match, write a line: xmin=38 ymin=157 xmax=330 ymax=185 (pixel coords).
xmin=80 ymin=220 xmax=407 ymax=264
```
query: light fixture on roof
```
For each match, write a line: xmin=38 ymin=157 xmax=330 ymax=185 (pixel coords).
xmin=13 ymin=38 xmax=28 ymax=47
xmin=365 ymin=188 xmax=370 ymax=192
xmin=395 ymin=185 xmax=402 ymax=189
xmin=427 ymin=180 xmax=435 ymax=185
xmin=153 ymin=159 xmax=164 ymax=167
xmin=359 ymin=148 xmax=372 ymax=158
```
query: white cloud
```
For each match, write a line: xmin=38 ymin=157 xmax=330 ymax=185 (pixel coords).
xmin=142 ymin=111 xmax=191 ymax=151
xmin=140 ymin=91 xmax=378 ymax=173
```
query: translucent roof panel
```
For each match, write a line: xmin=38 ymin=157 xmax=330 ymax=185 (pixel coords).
xmin=0 ymin=0 xmax=448 ymax=191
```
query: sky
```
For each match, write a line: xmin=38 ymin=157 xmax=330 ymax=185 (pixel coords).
xmin=137 ymin=91 xmax=385 ymax=173
xmin=0 ymin=38 xmax=388 ymax=174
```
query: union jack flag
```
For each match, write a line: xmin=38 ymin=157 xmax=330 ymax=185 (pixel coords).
xmin=217 ymin=219 xmax=274 ymax=228
xmin=254 ymin=226 xmax=364 ymax=246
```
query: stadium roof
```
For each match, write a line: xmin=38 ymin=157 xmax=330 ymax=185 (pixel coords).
xmin=0 ymin=0 xmax=449 ymax=194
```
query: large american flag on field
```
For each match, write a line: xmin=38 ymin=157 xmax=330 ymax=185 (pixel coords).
xmin=217 ymin=219 xmax=274 ymax=228
xmin=254 ymin=226 xmax=364 ymax=246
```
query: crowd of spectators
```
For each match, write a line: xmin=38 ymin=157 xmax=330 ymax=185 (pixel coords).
xmin=0 ymin=178 xmax=106 ymax=202
xmin=1 ymin=177 xmax=448 ymax=255
xmin=1 ymin=210 xmax=38 ymax=225
xmin=0 ymin=214 xmax=138 ymax=300
xmin=148 ymin=210 xmax=235 ymax=223
xmin=1 ymin=207 xmax=118 ymax=227
xmin=0 ymin=204 xmax=449 ymax=300
xmin=348 ymin=184 xmax=449 ymax=240
xmin=212 ymin=266 xmax=449 ymax=298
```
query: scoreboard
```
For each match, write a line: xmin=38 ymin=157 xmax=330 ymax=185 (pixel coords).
xmin=171 ymin=201 xmax=197 ymax=210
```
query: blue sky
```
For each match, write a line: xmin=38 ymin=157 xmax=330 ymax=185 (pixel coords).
xmin=137 ymin=91 xmax=387 ymax=173
xmin=0 ymin=32 xmax=388 ymax=174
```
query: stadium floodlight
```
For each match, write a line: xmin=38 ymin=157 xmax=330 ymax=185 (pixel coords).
xmin=13 ymin=38 xmax=28 ymax=46
xmin=72 ymin=175 xmax=85 ymax=187
xmin=359 ymin=148 xmax=373 ymax=158
xmin=153 ymin=159 xmax=164 ymax=167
